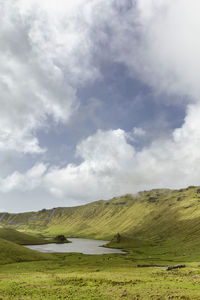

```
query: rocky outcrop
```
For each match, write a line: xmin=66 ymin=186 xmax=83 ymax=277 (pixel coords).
xmin=54 ymin=235 xmax=69 ymax=243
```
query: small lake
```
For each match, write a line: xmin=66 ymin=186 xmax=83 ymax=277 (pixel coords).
xmin=25 ymin=238 xmax=125 ymax=255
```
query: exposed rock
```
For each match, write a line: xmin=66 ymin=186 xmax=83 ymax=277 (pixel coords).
xmin=177 ymin=197 xmax=182 ymax=201
xmin=115 ymin=233 xmax=121 ymax=243
xmin=55 ymin=235 xmax=68 ymax=243
xmin=148 ymin=197 xmax=157 ymax=203
xmin=137 ymin=264 xmax=166 ymax=268
xmin=166 ymin=264 xmax=185 ymax=271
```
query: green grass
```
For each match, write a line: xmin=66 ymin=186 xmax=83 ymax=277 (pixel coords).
xmin=0 ymin=238 xmax=54 ymax=265
xmin=0 ymin=228 xmax=50 ymax=245
xmin=1 ymin=253 xmax=200 ymax=299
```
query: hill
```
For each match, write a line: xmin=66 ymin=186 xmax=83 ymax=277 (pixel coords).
xmin=0 ymin=228 xmax=49 ymax=245
xmin=2 ymin=186 xmax=200 ymax=255
xmin=0 ymin=238 xmax=54 ymax=265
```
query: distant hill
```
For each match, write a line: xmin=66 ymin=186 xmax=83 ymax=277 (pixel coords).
xmin=2 ymin=186 xmax=200 ymax=254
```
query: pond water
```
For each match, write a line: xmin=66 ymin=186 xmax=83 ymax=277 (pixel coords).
xmin=25 ymin=238 xmax=125 ymax=255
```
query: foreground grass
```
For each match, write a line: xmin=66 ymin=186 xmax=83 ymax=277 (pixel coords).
xmin=1 ymin=252 xmax=200 ymax=299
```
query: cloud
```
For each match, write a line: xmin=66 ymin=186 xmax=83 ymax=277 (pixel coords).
xmin=42 ymin=104 xmax=200 ymax=201
xmin=3 ymin=0 xmax=198 ymax=154
xmin=3 ymin=103 xmax=200 ymax=204
xmin=0 ymin=0 xmax=101 ymax=153
xmin=2 ymin=1 xmax=200 ymax=210
xmin=0 ymin=129 xmax=137 ymax=201
xmin=113 ymin=0 xmax=200 ymax=103
xmin=0 ymin=163 xmax=47 ymax=193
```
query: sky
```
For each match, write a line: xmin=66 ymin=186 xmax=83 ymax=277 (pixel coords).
xmin=0 ymin=0 xmax=200 ymax=212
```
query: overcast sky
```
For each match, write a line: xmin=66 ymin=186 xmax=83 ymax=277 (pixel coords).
xmin=1 ymin=0 xmax=200 ymax=212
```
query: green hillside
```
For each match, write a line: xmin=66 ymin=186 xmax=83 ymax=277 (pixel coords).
xmin=2 ymin=186 xmax=200 ymax=255
xmin=0 ymin=228 xmax=50 ymax=245
xmin=0 ymin=238 xmax=53 ymax=265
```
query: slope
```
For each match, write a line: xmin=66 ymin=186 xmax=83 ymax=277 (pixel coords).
xmin=0 ymin=238 xmax=54 ymax=265
xmin=0 ymin=228 xmax=49 ymax=245
xmin=2 ymin=186 xmax=200 ymax=255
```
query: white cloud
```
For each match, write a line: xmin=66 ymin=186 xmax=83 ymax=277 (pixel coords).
xmin=4 ymin=0 xmax=198 ymax=154
xmin=114 ymin=0 xmax=200 ymax=103
xmin=133 ymin=128 xmax=146 ymax=137
xmin=3 ymin=102 xmax=199 ymax=204
xmin=42 ymin=129 xmax=134 ymax=200
xmin=2 ymin=101 xmax=198 ymax=203
xmin=126 ymin=127 xmax=146 ymax=142
xmin=0 ymin=0 xmax=101 ymax=153
xmin=2 ymin=1 xmax=200 ymax=210
xmin=42 ymin=105 xmax=200 ymax=201
xmin=0 ymin=163 xmax=47 ymax=193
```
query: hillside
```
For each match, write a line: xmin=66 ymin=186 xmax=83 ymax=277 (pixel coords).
xmin=2 ymin=186 xmax=200 ymax=254
xmin=0 ymin=228 xmax=49 ymax=245
xmin=0 ymin=238 xmax=54 ymax=265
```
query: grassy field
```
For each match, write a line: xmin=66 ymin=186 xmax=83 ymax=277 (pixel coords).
xmin=2 ymin=186 xmax=200 ymax=298
xmin=1 ymin=252 xmax=200 ymax=299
